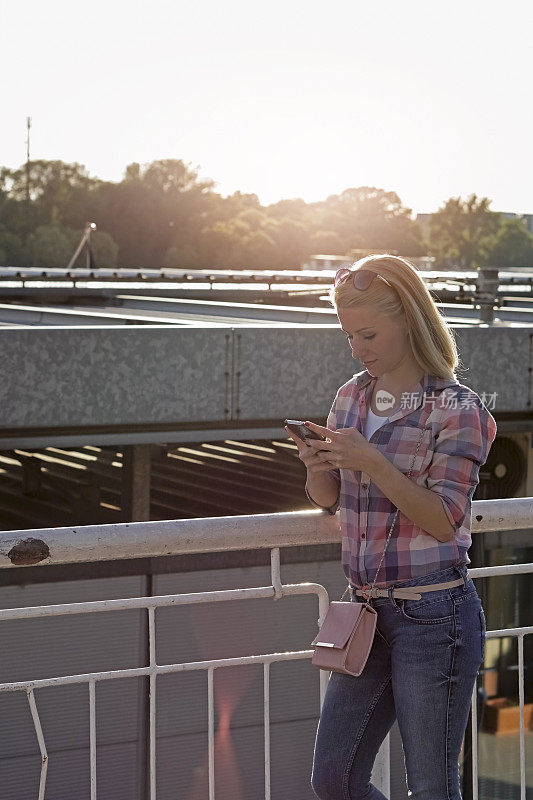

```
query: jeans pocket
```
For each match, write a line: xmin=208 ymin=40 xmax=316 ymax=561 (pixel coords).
xmin=399 ymin=594 xmax=455 ymax=624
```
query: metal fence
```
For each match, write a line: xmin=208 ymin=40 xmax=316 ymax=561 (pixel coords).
xmin=0 ymin=497 xmax=531 ymax=800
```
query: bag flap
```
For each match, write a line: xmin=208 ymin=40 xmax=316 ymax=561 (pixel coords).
xmin=310 ymin=601 xmax=364 ymax=649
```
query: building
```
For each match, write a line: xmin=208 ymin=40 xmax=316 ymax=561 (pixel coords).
xmin=302 ymin=252 xmax=436 ymax=271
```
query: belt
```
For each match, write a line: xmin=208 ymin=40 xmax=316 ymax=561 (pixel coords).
xmin=353 ymin=577 xmax=466 ymax=601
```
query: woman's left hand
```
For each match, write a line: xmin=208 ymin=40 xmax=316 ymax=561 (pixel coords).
xmin=303 ymin=420 xmax=377 ymax=473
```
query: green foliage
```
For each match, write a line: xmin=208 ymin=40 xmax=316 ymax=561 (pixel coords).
xmin=308 ymin=229 xmax=345 ymax=254
xmin=0 ymin=230 xmax=24 ymax=266
xmin=0 ymin=158 xmax=528 ymax=269
xmin=309 ymin=187 xmax=427 ymax=257
xmin=484 ymin=219 xmax=533 ymax=268
xmin=4 ymin=160 xmax=101 ymax=235
xmin=429 ymin=194 xmax=501 ymax=268
xmin=162 ymin=244 xmax=201 ymax=269
xmin=4 ymin=223 xmax=118 ymax=269
xmin=26 ymin=225 xmax=73 ymax=268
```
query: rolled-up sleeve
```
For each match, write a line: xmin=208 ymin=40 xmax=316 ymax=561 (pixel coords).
xmin=305 ymin=395 xmax=341 ymax=515
xmin=426 ymin=394 xmax=497 ymax=533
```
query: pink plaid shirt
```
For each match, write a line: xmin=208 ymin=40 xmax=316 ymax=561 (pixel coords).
xmin=306 ymin=369 xmax=497 ymax=589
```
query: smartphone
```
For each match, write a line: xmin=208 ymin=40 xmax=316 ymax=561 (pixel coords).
xmin=284 ymin=419 xmax=326 ymax=443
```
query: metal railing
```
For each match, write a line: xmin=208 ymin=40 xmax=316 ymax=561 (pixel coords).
xmin=0 ymin=497 xmax=531 ymax=800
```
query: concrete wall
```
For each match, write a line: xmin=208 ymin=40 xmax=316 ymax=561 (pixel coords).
xmin=1 ymin=326 xmax=530 ymax=440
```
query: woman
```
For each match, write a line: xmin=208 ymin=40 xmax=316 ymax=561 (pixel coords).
xmin=284 ymin=254 xmax=497 ymax=800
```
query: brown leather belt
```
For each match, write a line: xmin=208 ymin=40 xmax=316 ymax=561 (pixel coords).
xmin=353 ymin=577 xmax=466 ymax=601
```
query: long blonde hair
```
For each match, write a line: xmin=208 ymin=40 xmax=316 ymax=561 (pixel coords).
xmin=329 ymin=254 xmax=461 ymax=381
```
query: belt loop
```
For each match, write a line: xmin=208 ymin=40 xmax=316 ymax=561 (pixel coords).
xmin=454 ymin=564 xmax=468 ymax=590
xmin=388 ymin=585 xmax=398 ymax=607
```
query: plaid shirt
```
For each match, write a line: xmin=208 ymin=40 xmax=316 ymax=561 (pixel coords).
xmin=306 ymin=369 xmax=497 ymax=589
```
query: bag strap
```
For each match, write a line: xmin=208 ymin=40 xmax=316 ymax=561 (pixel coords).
xmin=340 ymin=424 xmax=428 ymax=601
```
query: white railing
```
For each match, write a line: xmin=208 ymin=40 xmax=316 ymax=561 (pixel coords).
xmin=0 ymin=497 xmax=531 ymax=800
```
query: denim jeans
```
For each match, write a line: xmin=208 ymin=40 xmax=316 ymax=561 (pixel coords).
xmin=311 ymin=563 xmax=486 ymax=800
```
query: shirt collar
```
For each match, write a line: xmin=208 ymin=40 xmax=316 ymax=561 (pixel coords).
xmin=353 ymin=369 xmax=459 ymax=425
xmin=354 ymin=369 xmax=457 ymax=392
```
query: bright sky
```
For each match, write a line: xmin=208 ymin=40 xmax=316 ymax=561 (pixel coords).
xmin=2 ymin=1 xmax=532 ymax=215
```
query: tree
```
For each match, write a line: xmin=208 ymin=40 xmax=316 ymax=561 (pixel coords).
xmin=484 ymin=218 xmax=533 ymax=268
xmin=162 ymin=244 xmax=201 ymax=268
xmin=0 ymin=229 xmax=24 ymax=266
xmin=429 ymin=194 xmax=501 ymax=268
xmin=308 ymin=229 xmax=346 ymax=254
xmin=5 ymin=160 xmax=101 ymax=233
xmin=242 ymin=229 xmax=277 ymax=268
xmin=271 ymin=218 xmax=309 ymax=267
xmin=96 ymin=159 xmax=216 ymax=267
xmin=21 ymin=224 xmax=119 ymax=269
xmin=311 ymin=187 xmax=426 ymax=256
xmin=197 ymin=218 xmax=251 ymax=267
xmin=26 ymin=225 xmax=73 ymax=268
xmin=0 ymin=157 xmax=455 ymax=268
xmin=266 ymin=197 xmax=308 ymax=220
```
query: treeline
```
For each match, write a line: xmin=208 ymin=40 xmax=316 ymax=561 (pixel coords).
xmin=0 ymin=159 xmax=532 ymax=269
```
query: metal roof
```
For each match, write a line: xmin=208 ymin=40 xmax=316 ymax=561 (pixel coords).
xmin=0 ymin=438 xmax=312 ymax=531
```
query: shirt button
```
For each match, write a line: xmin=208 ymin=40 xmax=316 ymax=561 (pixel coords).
xmin=361 ymin=483 xmax=369 ymax=489
xmin=362 ymin=533 xmax=366 ymax=538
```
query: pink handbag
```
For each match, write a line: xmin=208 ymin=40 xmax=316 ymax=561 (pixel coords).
xmin=311 ymin=425 xmax=427 ymax=677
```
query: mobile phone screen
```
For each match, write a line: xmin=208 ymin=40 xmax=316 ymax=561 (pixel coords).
xmin=284 ymin=419 xmax=325 ymax=442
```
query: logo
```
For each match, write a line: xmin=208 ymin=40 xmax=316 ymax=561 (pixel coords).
xmin=375 ymin=389 xmax=396 ymax=411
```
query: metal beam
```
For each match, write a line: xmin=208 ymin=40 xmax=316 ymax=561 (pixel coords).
xmin=122 ymin=445 xmax=151 ymax=522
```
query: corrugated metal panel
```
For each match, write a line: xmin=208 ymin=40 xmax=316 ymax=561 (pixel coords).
xmin=0 ymin=559 xmax=409 ymax=798
xmin=152 ymin=562 xmax=405 ymax=800
xmin=0 ymin=577 xmax=144 ymax=799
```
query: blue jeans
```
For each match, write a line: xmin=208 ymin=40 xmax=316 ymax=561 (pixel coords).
xmin=311 ymin=564 xmax=486 ymax=800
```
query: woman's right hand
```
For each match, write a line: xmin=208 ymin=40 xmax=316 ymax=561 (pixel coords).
xmin=284 ymin=426 xmax=336 ymax=470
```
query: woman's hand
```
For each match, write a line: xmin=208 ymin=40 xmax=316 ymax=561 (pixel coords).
xmin=301 ymin=421 xmax=377 ymax=473
xmin=284 ymin=425 xmax=337 ymax=471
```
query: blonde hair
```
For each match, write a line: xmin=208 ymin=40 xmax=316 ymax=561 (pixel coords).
xmin=329 ymin=254 xmax=461 ymax=381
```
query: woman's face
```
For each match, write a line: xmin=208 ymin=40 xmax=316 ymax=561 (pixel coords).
xmin=337 ymin=306 xmax=413 ymax=376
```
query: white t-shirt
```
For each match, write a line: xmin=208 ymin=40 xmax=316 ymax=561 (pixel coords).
xmin=364 ymin=406 xmax=389 ymax=440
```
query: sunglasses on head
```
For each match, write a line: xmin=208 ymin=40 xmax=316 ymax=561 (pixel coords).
xmin=334 ymin=266 xmax=393 ymax=291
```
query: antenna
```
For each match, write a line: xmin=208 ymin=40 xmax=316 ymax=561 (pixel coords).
xmin=25 ymin=116 xmax=32 ymax=205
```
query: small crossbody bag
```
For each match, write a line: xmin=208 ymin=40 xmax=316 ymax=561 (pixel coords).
xmin=310 ymin=425 xmax=427 ymax=677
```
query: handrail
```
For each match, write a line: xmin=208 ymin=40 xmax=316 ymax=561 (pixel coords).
xmin=0 ymin=497 xmax=531 ymax=568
